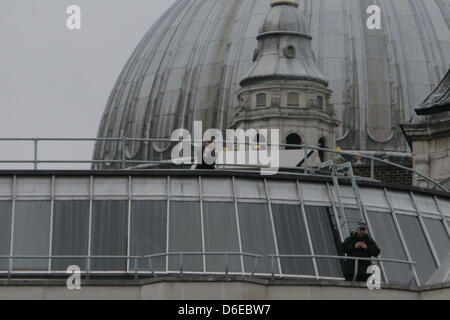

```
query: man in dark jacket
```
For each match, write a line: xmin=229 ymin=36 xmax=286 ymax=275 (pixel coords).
xmin=340 ymin=223 xmax=381 ymax=282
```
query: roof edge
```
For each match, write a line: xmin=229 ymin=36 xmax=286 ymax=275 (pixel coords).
xmin=0 ymin=169 xmax=448 ymax=198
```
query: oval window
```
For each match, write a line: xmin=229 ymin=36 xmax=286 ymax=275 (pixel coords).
xmin=284 ymin=45 xmax=296 ymax=59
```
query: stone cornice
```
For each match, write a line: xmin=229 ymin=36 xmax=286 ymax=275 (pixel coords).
xmin=401 ymin=118 xmax=450 ymax=146
xmin=232 ymin=110 xmax=340 ymax=127
xmin=240 ymin=75 xmax=329 ymax=88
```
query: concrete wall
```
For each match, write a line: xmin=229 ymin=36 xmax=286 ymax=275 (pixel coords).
xmin=0 ymin=277 xmax=448 ymax=300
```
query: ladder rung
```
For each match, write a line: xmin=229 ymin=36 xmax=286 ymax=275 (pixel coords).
xmin=332 ymin=162 xmax=365 ymax=241
xmin=346 ymin=218 xmax=363 ymax=222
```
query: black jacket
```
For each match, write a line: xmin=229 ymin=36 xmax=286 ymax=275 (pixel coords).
xmin=340 ymin=233 xmax=381 ymax=278
xmin=340 ymin=233 xmax=380 ymax=258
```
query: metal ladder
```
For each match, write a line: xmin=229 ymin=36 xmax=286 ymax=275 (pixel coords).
xmin=318 ymin=161 xmax=366 ymax=240
xmin=331 ymin=162 xmax=366 ymax=240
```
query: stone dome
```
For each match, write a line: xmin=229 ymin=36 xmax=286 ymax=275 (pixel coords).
xmin=241 ymin=0 xmax=328 ymax=87
xmin=93 ymin=0 xmax=450 ymax=166
xmin=260 ymin=1 xmax=308 ymax=35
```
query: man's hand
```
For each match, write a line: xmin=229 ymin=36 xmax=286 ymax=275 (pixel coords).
xmin=354 ymin=242 xmax=368 ymax=249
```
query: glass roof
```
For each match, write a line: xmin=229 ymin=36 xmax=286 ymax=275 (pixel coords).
xmin=0 ymin=173 xmax=448 ymax=286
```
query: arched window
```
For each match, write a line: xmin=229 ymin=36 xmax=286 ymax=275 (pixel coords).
xmin=318 ymin=137 xmax=326 ymax=162
xmin=285 ymin=133 xmax=302 ymax=150
xmin=287 ymin=92 xmax=299 ymax=106
xmin=256 ymin=93 xmax=267 ymax=107
xmin=317 ymin=96 xmax=324 ymax=109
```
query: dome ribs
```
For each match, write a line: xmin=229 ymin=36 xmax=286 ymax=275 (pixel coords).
xmin=93 ymin=0 xmax=450 ymax=164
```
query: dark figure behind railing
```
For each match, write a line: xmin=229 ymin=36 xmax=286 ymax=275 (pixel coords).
xmin=195 ymin=140 xmax=216 ymax=170
xmin=340 ymin=223 xmax=381 ymax=282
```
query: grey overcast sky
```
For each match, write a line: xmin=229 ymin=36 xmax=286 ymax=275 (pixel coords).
xmin=0 ymin=0 xmax=177 ymax=168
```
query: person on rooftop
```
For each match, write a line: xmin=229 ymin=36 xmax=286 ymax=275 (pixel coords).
xmin=340 ymin=223 xmax=381 ymax=282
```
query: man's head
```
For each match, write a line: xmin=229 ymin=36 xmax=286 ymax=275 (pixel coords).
xmin=203 ymin=140 xmax=216 ymax=162
xmin=356 ymin=223 xmax=367 ymax=237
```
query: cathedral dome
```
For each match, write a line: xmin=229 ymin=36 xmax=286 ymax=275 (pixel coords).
xmin=93 ymin=0 xmax=450 ymax=166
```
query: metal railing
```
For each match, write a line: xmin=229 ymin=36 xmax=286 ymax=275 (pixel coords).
xmin=0 ymin=137 xmax=447 ymax=192
xmin=0 ymin=255 xmax=141 ymax=280
xmin=0 ymin=253 xmax=417 ymax=285
xmin=269 ymin=254 xmax=417 ymax=284
xmin=0 ymin=253 xmax=263 ymax=279
xmin=144 ymin=252 xmax=263 ymax=277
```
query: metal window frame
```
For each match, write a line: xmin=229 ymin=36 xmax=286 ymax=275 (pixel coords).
xmin=434 ymin=196 xmax=450 ymax=238
xmin=199 ymin=176 xmax=234 ymax=202
xmin=364 ymin=209 xmax=405 ymax=283
xmin=9 ymin=182 xmax=52 ymax=272
xmin=88 ymin=182 xmax=129 ymax=273
xmin=358 ymin=191 xmax=389 ymax=284
xmin=165 ymin=176 xmax=170 ymax=273
xmin=48 ymin=196 xmax=90 ymax=272
xmin=264 ymin=179 xmax=282 ymax=277
xmin=232 ymin=176 xmax=245 ymax=275
xmin=384 ymin=188 xmax=420 ymax=286
xmin=166 ymin=180 xmax=204 ymax=273
xmin=419 ymin=212 xmax=447 ymax=220
xmin=8 ymin=176 xmax=17 ymax=274
xmin=303 ymin=189 xmax=343 ymax=279
xmin=326 ymin=183 xmax=344 ymax=241
xmin=386 ymin=190 xmax=418 ymax=214
xmin=198 ymin=176 xmax=206 ymax=273
xmin=3 ymin=173 xmax=448 ymax=283
xmin=47 ymin=175 xmax=55 ymax=273
xmin=87 ymin=176 xmax=93 ymax=275
xmin=201 ymin=194 xmax=242 ymax=274
xmin=0 ymin=182 xmax=12 ymax=271
xmin=410 ymin=192 xmax=441 ymax=267
xmin=126 ymin=176 xmax=132 ymax=272
xmin=297 ymin=180 xmax=319 ymax=279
